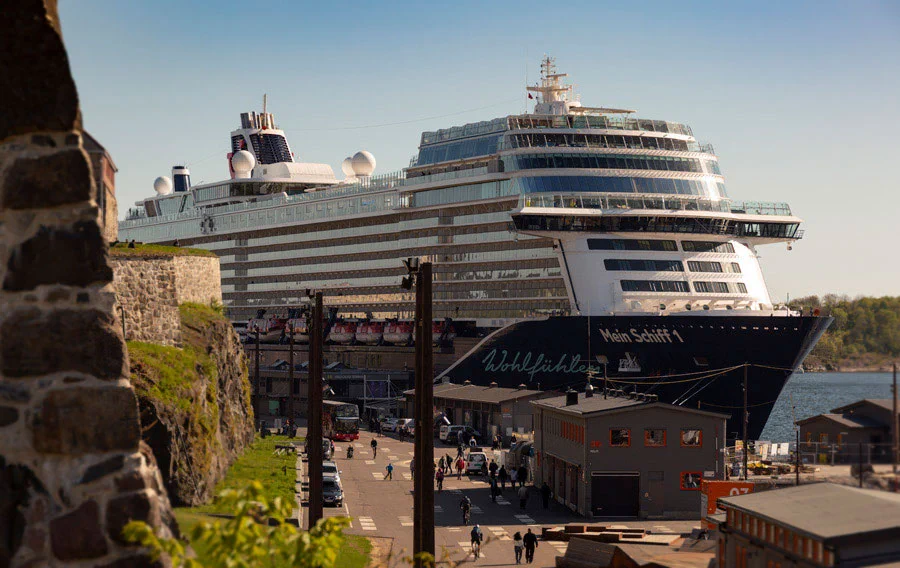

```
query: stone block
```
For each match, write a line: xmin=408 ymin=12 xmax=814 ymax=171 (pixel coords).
xmin=0 ymin=405 xmax=19 ymax=426
xmin=0 ymin=0 xmax=80 ymax=141
xmin=114 ymin=470 xmax=147 ymax=492
xmin=4 ymin=221 xmax=112 ymax=291
xmin=49 ymin=500 xmax=108 ymax=561
xmin=106 ymin=492 xmax=158 ymax=545
xmin=33 ymin=387 xmax=140 ymax=455
xmin=0 ymin=307 xmax=125 ymax=379
xmin=79 ymin=455 xmax=126 ymax=485
xmin=1 ymin=150 xmax=92 ymax=210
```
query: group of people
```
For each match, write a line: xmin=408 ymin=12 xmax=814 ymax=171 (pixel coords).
xmin=468 ymin=523 xmax=539 ymax=563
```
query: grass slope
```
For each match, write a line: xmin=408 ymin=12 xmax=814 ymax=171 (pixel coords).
xmin=110 ymin=242 xmax=216 ymax=258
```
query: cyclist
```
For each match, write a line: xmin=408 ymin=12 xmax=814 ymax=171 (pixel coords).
xmin=470 ymin=524 xmax=484 ymax=558
xmin=371 ymin=438 xmax=378 ymax=458
xmin=459 ymin=495 xmax=472 ymax=525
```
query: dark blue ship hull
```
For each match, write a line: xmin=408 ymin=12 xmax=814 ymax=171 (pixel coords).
xmin=441 ymin=315 xmax=831 ymax=440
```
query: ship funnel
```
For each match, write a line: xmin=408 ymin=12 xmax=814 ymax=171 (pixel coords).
xmin=172 ymin=166 xmax=191 ymax=192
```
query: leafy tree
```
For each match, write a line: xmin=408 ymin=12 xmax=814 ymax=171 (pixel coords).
xmin=124 ymin=481 xmax=350 ymax=568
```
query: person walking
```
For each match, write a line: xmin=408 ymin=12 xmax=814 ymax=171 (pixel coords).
xmin=523 ymin=528 xmax=538 ymax=563
xmin=517 ymin=484 xmax=528 ymax=509
xmin=456 ymin=456 xmax=465 ymax=480
xmin=517 ymin=465 xmax=528 ymax=488
xmin=513 ymin=531 xmax=524 ymax=564
xmin=510 ymin=467 xmax=518 ymax=487
xmin=468 ymin=436 xmax=477 ymax=450
xmin=489 ymin=459 xmax=498 ymax=477
xmin=436 ymin=467 xmax=444 ymax=491
xmin=489 ymin=475 xmax=498 ymax=502
xmin=456 ymin=444 xmax=465 ymax=459
xmin=384 ymin=462 xmax=394 ymax=480
xmin=371 ymin=438 xmax=378 ymax=458
xmin=540 ymin=482 xmax=551 ymax=509
xmin=498 ymin=465 xmax=508 ymax=491
xmin=439 ymin=456 xmax=446 ymax=470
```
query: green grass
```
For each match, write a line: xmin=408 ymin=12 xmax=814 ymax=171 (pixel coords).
xmin=110 ymin=242 xmax=216 ymax=258
xmin=336 ymin=535 xmax=372 ymax=568
xmin=193 ymin=435 xmax=299 ymax=515
xmin=128 ymin=341 xmax=217 ymax=412
xmin=174 ymin=435 xmax=371 ymax=567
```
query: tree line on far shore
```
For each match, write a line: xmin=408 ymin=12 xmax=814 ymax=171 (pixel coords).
xmin=789 ymin=295 xmax=900 ymax=371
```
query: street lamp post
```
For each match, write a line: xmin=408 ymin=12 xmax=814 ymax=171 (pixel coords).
xmin=402 ymin=259 xmax=434 ymax=567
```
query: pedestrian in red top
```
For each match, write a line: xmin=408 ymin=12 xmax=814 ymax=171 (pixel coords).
xmin=456 ymin=457 xmax=465 ymax=480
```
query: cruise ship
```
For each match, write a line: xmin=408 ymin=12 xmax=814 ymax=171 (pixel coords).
xmin=120 ymin=57 xmax=830 ymax=439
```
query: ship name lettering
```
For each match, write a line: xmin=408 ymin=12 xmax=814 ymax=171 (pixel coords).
xmin=598 ymin=328 xmax=684 ymax=344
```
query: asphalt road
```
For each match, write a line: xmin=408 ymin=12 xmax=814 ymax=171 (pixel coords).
xmin=310 ymin=429 xmax=699 ymax=567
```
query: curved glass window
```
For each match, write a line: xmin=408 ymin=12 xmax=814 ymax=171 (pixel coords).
xmin=416 ymin=134 xmax=502 ymax=166
xmin=503 ymin=133 xmax=695 ymax=152
xmin=505 ymin=153 xmax=707 ymax=173
xmin=512 ymin=176 xmax=726 ymax=198
xmin=621 ymin=280 xmax=690 ymax=292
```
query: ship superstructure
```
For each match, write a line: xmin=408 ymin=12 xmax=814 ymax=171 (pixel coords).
xmin=120 ymin=58 xmax=829 ymax=438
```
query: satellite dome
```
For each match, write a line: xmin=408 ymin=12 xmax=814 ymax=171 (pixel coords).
xmin=351 ymin=150 xmax=376 ymax=177
xmin=231 ymin=150 xmax=256 ymax=178
xmin=341 ymin=157 xmax=355 ymax=177
xmin=153 ymin=176 xmax=173 ymax=195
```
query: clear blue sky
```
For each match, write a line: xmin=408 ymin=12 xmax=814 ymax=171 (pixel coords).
xmin=60 ymin=0 xmax=899 ymax=299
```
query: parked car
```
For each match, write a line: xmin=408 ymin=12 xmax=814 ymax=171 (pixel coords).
xmin=323 ymin=478 xmax=343 ymax=507
xmin=380 ymin=417 xmax=399 ymax=432
xmin=465 ymin=452 xmax=488 ymax=476
xmin=322 ymin=461 xmax=341 ymax=484
xmin=444 ymin=425 xmax=480 ymax=445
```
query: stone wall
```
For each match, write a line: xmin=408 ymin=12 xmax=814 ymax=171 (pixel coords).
xmin=0 ymin=2 xmax=177 ymax=566
xmin=172 ymin=256 xmax=222 ymax=306
xmin=111 ymin=254 xmax=222 ymax=347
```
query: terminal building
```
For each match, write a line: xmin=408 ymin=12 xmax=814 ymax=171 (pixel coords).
xmin=716 ymin=483 xmax=900 ymax=567
xmin=403 ymin=381 xmax=550 ymax=443
xmin=532 ymin=388 xmax=728 ymax=519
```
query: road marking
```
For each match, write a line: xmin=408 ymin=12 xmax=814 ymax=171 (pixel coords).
xmin=358 ymin=517 xmax=377 ymax=531
xmin=471 ymin=505 xmax=484 ymax=514
xmin=402 ymin=473 xmax=412 ymax=480
xmin=408 ymin=451 xmax=415 ymax=456
xmin=388 ymin=455 xmax=399 ymax=460
xmin=447 ymin=527 xmax=462 ymax=532
xmin=372 ymin=472 xmax=386 ymax=479
xmin=514 ymin=514 xmax=536 ymax=524
xmin=354 ymin=443 xmax=364 ymax=447
xmin=496 ymin=496 xmax=511 ymax=505
xmin=365 ymin=460 xmax=376 ymax=465
xmin=450 ymin=489 xmax=462 ymax=494
xmin=551 ymin=543 xmax=568 ymax=553
xmin=399 ymin=515 xmax=413 ymax=527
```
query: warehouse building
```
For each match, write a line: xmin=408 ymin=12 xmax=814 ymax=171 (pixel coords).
xmin=797 ymin=398 xmax=898 ymax=463
xmin=404 ymin=381 xmax=550 ymax=443
xmin=532 ymin=387 xmax=728 ymax=519
xmin=716 ymin=483 xmax=900 ymax=567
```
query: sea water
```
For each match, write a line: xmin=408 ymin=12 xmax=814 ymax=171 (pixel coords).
xmin=760 ymin=372 xmax=895 ymax=442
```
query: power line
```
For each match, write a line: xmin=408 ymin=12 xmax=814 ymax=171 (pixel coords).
xmin=283 ymin=98 xmax=521 ymax=132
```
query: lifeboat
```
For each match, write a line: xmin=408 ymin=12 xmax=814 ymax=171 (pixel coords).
xmin=355 ymin=321 xmax=384 ymax=345
xmin=433 ymin=320 xmax=456 ymax=345
xmin=327 ymin=321 xmax=357 ymax=344
xmin=247 ymin=316 xmax=285 ymax=343
xmin=383 ymin=321 xmax=413 ymax=345
xmin=285 ymin=316 xmax=310 ymax=344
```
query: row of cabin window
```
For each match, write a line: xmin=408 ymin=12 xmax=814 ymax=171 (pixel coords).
xmin=728 ymin=509 xmax=834 ymax=566
xmin=620 ymin=280 xmax=748 ymax=294
xmin=588 ymin=238 xmax=736 ymax=253
xmin=604 ymin=259 xmax=742 ymax=273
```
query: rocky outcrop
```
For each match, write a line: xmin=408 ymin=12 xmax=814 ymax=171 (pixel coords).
xmin=129 ymin=303 xmax=254 ymax=506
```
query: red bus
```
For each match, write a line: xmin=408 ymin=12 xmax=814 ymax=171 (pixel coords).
xmin=323 ymin=400 xmax=360 ymax=441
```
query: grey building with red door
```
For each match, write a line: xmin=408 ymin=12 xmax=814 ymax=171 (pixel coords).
xmin=532 ymin=388 xmax=728 ymax=519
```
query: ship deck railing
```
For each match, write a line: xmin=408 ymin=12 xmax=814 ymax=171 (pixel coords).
xmin=518 ymin=193 xmax=792 ymax=217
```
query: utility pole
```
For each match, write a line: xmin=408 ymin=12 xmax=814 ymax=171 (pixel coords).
xmin=404 ymin=259 xmax=434 ymax=567
xmin=893 ymin=363 xmax=898 ymax=475
xmin=288 ymin=322 xmax=295 ymax=429
xmin=795 ymin=429 xmax=800 ymax=486
xmin=307 ymin=292 xmax=324 ymax=527
xmin=743 ymin=363 xmax=749 ymax=481
xmin=859 ymin=441 xmax=864 ymax=488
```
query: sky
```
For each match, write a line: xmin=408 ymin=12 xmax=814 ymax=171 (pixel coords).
xmin=59 ymin=0 xmax=900 ymax=299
